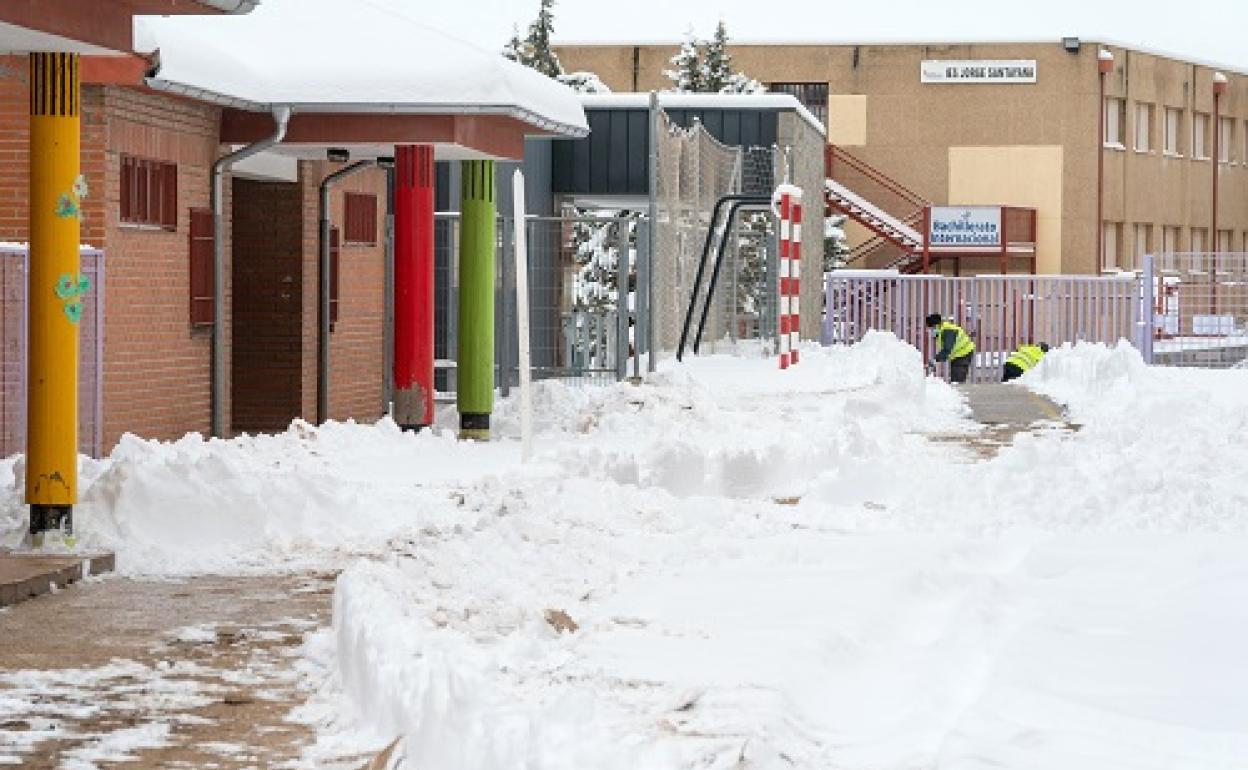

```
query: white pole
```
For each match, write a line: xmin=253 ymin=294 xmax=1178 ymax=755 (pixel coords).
xmin=512 ymin=170 xmax=534 ymax=461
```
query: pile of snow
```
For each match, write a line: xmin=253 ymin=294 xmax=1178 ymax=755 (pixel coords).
xmin=9 ymin=334 xmax=1248 ymax=769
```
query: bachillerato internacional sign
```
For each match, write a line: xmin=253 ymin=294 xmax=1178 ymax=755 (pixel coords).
xmin=920 ymin=60 xmax=1037 ymax=84
xmin=929 ymin=206 xmax=1002 ymax=250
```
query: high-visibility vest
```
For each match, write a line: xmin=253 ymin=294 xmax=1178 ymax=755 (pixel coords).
xmin=935 ymin=321 xmax=975 ymax=360
xmin=1006 ymin=344 xmax=1045 ymax=371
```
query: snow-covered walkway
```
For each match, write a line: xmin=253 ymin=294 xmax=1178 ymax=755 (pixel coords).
xmin=4 ymin=333 xmax=1248 ymax=770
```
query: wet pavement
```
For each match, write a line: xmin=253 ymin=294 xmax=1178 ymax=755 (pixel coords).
xmin=929 ymin=383 xmax=1074 ymax=458
xmin=0 ymin=572 xmax=367 ymax=769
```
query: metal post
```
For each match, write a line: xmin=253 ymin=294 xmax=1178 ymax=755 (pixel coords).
xmin=1097 ymin=49 xmax=1115 ymax=274
xmin=26 ymin=52 xmax=81 ymax=539
xmin=458 ymin=160 xmax=496 ymax=440
xmin=318 ymin=159 xmax=376 ymax=424
xmin=647 ymin=92 xmax=659 ymax=374
xmin=635 ymin=219 xmax=650 ymax=379
xmin=1140 ymin=253 xmax=1156 ymax=363
xmin=615 ymin=219 xmax=631 ymax=381
xmin=498 ymin=216 xmax=512 ymax=398
xmin=383 ymin=164 xmax=395 ymax=414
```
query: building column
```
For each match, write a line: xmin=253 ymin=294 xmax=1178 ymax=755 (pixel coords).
xmin=457 ymin=160 xmax=495 ymax=440
xmin=393 ymin=145 xmax=435 ymax=430
xmin=27 ymin=52 xmax=83 ymax=539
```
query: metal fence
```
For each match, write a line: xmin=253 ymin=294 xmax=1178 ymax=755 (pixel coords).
xmin=433 ymin=211 xmax=647 ymax=397
xmin=1 ymin=245 xmax=104 ymax=458
xmin=1149 ymin=252 xmax=1248 ymax=367
xmin=823 ymin=269 xmax=1147 ymax=382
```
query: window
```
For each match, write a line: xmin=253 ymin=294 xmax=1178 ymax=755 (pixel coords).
xmin=1164 ymin=108 xmax=1182 ymax=156
xmin=1163 ymin=226 xmax=1180 ymax=255
xmin=1191 ymin=227 xmax=1207 ymax=253
xmin=1219 ymin=117 xmax=1234 ymax=163
xmin=1102 ymin=222 xmax=1122 ymax=269
xmin=1193 ymin=113 xmax=1210 ymax=159
xmin=189 ymin=209 xmax=214 ymax=326
xmin=343 ymin=193 xmax=377 ymax=245
xmin=1132 ymin=223 xmax=1152 ymax=270
xmin=769 ymin=82 xmax=829 ymax=128
xmin=1104 ymin=98 xmax=1126 ymax=147
xmin=120 ymin=155 xmax=177 ymax=229
xmin=1134 ymin=103 xmax=1153 ymax=152
xmin=1218 ymin=229 xmax=1233 ymax=253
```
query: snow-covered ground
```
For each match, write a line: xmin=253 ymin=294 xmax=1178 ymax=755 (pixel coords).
xmin=4 ymin=333 xmax=1248 ymax=769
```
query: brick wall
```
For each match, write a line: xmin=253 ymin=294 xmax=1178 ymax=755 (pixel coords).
xmin=101 ymin=86 xmax=221 ymax=450
xmin=231 ymin=177 xmax=304 ymax=433
xmin=299 ymin=161 xmax=387 ymax=425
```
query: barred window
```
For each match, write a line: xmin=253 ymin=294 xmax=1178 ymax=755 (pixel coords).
xmin=120 ymin=154 xmax=177 ymax=229
xmin=768 ymin=82 xmax=828 ymax=128
xmin=343 ymin=192 xmax=377 ymax=245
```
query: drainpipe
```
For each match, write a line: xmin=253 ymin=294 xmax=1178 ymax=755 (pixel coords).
xmin=383 ymin=163 xmax=396 ymax=416
xmin=1213 ymin=71 xmax=1227 ymax=314
xmin=1097 ymin=48 xmax=1114 ymax=274
xmin=210 ymin=105 xmax=290 ymax=439
xmin=318 ymin=159 xmax=378 ymax=424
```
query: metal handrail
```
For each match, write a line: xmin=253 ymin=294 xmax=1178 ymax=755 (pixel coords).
xmin=825 ymin=145 xmax=929 ymax=209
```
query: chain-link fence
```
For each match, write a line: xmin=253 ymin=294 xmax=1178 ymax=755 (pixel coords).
xmin=433 ymin=211 xmax=644 ymax=398
xmin=652 ymin=111 xmax=743 ymax=352
xmin=1149 ymin=252 xmax=1248 ymax=367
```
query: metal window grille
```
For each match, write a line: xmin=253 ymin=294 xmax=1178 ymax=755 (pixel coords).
xmin=343 ymin=192 xmax=378 ymax=245
xmin=120 ymin=154 xmax=177 ymax=229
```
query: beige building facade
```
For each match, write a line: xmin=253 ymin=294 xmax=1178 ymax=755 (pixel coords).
xmin=557 ymin=40 xmax=1248 ymax=275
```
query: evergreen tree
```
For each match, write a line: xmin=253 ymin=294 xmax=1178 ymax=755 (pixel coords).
xmin=524 ymin=0 xmax=563 ymax=78
xmin=502 ymin=24 xmax=527 ymax=64
xmin=665 ymin=30 xmax=703 ymax=92
xmin=557 ymin=71 xmax=612 ymax=94
xmin=701 ymin=21 xmax=731 ymax=93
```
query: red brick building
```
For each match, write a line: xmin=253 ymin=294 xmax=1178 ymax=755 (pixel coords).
xmin=0 ymin=3 xmax=587 ymax=456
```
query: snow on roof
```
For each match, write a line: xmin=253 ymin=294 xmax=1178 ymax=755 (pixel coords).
xmin=134 ymin=0 xmax=588 ymax=137
xmin=579 ymin=92 xmax=826 ymax=136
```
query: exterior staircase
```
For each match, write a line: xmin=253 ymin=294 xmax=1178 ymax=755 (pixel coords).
xmin=824 ymin=145 xmax=932 ymax=272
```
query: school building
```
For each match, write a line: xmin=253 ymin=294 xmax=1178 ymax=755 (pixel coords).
xmin=556 ymin=39 xmax=1248 ymax=275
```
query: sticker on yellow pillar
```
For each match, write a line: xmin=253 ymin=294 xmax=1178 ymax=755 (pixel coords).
xmin=55 ymin=174 xmax=88 ymax=219
xmin=54 ymin=272 xmax=91 ymax=324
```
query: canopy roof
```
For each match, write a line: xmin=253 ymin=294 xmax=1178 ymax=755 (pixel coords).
xmin=135 ymin=0 xmax=588 ymax=139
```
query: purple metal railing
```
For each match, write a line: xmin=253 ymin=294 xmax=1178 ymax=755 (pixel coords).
xmin=822 ymin=269 xmax=1149 ymax=382
xmin=1 ymin=245 xmax=105 ymax=458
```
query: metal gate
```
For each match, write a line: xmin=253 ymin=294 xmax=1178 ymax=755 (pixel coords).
xmin=1 ymin=245 xmax=104 ymax=458
xmin=822 ymin=269 xmax=1146 ymax=382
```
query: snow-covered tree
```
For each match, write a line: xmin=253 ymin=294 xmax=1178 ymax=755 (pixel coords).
xmin=557 ymin=71 xmax=612 ymax=94
xmin=722 ymin=71 xmax=765 ymax=95
xmin=523 ymin=0 xmax=562 ymax=78
xmin=701 ymin=22 xmax=731 ymax=92
xmin=825 ymin=214 xmax=849 ymax=272
xmin=502 ymin=24 xmax=527 ymax=64
xmin=665 ymin=31 xmax=704 ymax=93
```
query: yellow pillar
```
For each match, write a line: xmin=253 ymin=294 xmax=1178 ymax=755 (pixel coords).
xmin=26 ymin=52 xmax=84 ymax=540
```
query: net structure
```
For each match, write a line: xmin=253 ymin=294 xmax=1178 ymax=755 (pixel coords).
xmin=651 ymin=109 xmax=743 ymax=351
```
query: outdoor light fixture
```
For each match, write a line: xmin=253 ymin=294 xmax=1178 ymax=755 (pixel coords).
xmin=1062 ymin=37 xmax=1081 ymax=53
xmin=327 ymin=147 xmax=350 ymax=163
xmin=375 ymin=156 xmax=396 ymax=169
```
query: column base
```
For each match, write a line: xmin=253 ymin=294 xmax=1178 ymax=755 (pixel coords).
xmin=29 ymin=504 xmax=72 ymax=536
xmin=398 ymin=423 xmax=429 ymax=433
xmin=459 ymin=412 xmax=490 ymax=441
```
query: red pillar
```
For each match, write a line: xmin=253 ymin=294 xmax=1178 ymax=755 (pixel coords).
xmin=394 ymin=145 xmax=435 ymax=430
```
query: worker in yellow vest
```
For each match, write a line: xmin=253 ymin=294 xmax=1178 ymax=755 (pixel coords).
xmin=924 ymin=313 xmax=975 ymax=383
xmin=1002 ymin=342 xmax=1050 ymax=382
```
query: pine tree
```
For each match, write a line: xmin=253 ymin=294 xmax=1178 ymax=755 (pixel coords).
xmin=665 ymin=31 xmax=703 ymax=92
xmin=524 ymin=0 xmax=563 ymax=78
xmin=701 ymin=21 xmax=731 ymax=93
xmin=502 ymin=24 xmax=527 ymax=64
xmin=557 ymin=71 xmax=612 ymax=94
xmin=722 ymin=71 xmax=765 ymax=95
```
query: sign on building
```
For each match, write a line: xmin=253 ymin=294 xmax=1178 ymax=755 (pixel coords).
xmin=929 ymin=206 xmax=1002 ymax=249
xmin=920 ymin=60 xmax=1038 ymax=84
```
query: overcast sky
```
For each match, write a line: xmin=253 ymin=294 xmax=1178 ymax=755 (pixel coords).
xmin=373 ymin=0 xmax=1248 ymax=73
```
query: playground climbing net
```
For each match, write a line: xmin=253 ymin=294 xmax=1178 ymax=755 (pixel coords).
xmin=652 ymin=109 xmax=743 ymax=352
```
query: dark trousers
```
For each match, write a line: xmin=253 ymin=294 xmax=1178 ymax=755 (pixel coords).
xmin=949 ymin=355 xmax=972 ymax=384
xmin=1002 ymin=363 xmax=1025 ymax=382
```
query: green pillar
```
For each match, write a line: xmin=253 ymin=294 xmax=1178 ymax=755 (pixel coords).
xmin=457 ymin=160 xmax=496 ymax=440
